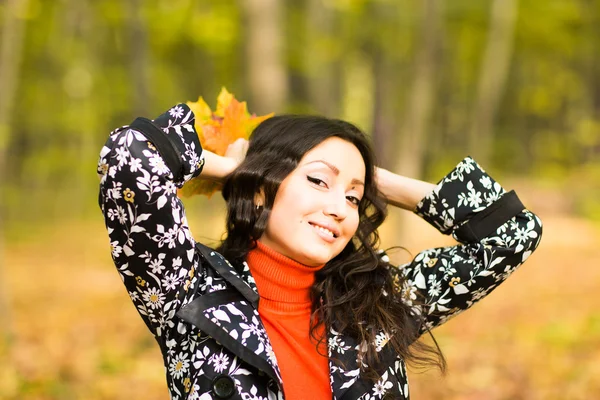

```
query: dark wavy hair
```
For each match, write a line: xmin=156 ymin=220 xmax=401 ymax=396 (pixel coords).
xmin=218 ymin=115 xmax=445 ymax=377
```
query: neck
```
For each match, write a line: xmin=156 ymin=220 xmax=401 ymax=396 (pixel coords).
xmin=246 ymin=241 xmax=324 ymax=304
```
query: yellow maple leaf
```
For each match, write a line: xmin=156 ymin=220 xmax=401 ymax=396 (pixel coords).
xmin=187 ymin=96 xmax=213 ymax=122
xmin=215 ymin=87 xmax=234 ymax=117
xmin=186 ymin=96 xmax=212 ymax=144
xmin=179 ymin=88 xmax=274 ymax=198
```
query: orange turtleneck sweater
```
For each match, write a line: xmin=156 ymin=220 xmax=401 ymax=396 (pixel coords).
xmin=246 ymin=241 xmax=331 ymax=399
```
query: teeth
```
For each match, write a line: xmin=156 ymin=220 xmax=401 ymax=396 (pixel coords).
xmin=315 ymin=225 xmax=334 ymax=237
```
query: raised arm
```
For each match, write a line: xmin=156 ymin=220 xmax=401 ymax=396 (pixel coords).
xmin=98 ymin=104 xmax=211 ymax=337
xmin=375 ymin=167 xmax=436 ymax=211
xmin=380 ymin=157 xmax=543 ymax=333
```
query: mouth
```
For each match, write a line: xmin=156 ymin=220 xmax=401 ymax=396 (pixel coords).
xmin=308 ymin=222 xmax=338 ymax=239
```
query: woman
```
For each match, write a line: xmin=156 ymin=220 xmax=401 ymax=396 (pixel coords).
xmin=98 ymin=103 xmax=542 ymax=400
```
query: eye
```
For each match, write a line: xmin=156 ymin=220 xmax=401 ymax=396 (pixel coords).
xmin=346 ymin=196 xmax=361 ymax=206
xmin=307 ymin=176 xmax=328 ymax=188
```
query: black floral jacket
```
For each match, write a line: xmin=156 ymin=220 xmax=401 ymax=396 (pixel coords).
xmin=97 ymin=104 xmax=542 ymax=400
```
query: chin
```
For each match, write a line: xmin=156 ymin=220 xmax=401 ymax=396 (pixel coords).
xmin=298 ymin=248 xmax=337 ymax=267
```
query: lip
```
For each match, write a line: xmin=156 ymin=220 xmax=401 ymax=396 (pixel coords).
xmin=308 ymin=221 xmax=341 ymax=239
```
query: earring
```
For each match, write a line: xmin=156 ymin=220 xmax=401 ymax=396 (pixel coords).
xmin=256 ymin=204 xmax=262 ymax=210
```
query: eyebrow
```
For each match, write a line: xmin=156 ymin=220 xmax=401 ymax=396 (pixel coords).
xmin=303 ymin=160 xmax=365 ymax=186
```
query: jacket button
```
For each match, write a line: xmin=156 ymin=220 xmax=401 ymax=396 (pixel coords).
xmin=212 ymin=375 xmax=235 ymax=399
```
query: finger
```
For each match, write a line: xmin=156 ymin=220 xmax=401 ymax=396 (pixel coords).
xmin=225 ymin=139 xmax=248 ymax=159
xmin=236 ymin=138 xmax=249 ymax=150
xmin=232 ymin=138 xmax=248 ymax=155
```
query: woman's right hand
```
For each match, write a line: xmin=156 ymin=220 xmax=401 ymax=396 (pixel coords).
xmin=224 ymin=138 xmax=249 ymax=167
xmin=200 ymin=138 xmax=249 ymax=182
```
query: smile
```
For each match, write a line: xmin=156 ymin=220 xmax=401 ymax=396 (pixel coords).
xmin=309 ymin=222 xmax=338 ymax=241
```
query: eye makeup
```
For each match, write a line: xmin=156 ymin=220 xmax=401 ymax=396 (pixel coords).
xmin=307 ymin=175 xmax=329 ymax=187
xmin=306 ymin=174 xmax=363 ymax=207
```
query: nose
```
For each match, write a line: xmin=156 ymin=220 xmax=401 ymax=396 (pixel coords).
xmin=323 ymin=190 xmax=347 ymax=220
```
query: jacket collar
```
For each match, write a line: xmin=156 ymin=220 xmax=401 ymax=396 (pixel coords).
xmin=179 ymin=244 xmax=379 ymax=399
xmin=194 ymin=242 xmax=260 ymax=307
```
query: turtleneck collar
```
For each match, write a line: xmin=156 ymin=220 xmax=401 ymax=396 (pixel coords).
xmin=246 ymin=241 xmax=325 ymax=305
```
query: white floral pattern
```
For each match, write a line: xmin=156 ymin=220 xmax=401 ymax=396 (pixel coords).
xmin=98 ymin=104 xmax=542 ymax=399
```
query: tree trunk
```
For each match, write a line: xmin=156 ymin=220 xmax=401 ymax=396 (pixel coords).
xmin=584 ymin=0 xmax=600 ymax=161
xmin=304 ymin=0 xmax=340 ymax=116
xmin=395 ymin=0 xmax=440 ymax=180
xmin=0 ymin=0 xmax=30 ymax=345
xmin=127 ymin=0 xmax=151 ymax=116
xmin=391 ymin=0 xmax=440 ymax=244
xmin=468 ymin=0 xmax=518 ymax=165
xmin=371 ymin=48 xmax=397 ymax=170
xmin=240 ymin=0 xmax=288 ymax=114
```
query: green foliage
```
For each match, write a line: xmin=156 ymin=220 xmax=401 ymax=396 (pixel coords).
xmin=2 ymin=0 xmax=599 ymax=231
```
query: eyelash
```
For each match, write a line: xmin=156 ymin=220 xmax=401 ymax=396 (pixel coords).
xmin=307 ymin=176 xmax=326 ymax=187
xmin=307 ymin=176 xmax=361 ymax=206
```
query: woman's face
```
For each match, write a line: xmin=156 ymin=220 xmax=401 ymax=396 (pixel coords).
xmin=258 ymin=137 xmax=366 ymax=267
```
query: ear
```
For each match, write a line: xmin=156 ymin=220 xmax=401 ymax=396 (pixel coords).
xmin=254 ymin=187 xmax=265 ymax=208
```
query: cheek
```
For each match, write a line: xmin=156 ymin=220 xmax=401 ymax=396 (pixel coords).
xmin=344 ymin=216 xmax=360 ymax=240
xmin=272 ymin=178 xmax=312 ymax=216
xmin=266 ymin=182 xmax=307 ymax=230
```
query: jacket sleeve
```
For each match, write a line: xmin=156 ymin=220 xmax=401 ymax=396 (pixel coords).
xmin=390 ymin=157 xmax=543 ymax=334
xmin=97 ymin=104 xmax=205 ymax=338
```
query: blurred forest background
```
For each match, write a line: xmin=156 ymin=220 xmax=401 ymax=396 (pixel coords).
xmin=1 ymin=0 xmax=599 ymax=399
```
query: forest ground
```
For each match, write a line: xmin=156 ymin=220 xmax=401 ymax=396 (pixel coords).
xmin=2 ymin=185 xmax=599 ymax=400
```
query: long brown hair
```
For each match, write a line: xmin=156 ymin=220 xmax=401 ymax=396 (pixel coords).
xmin=218 ymin=115 xmax=445 ymax=377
